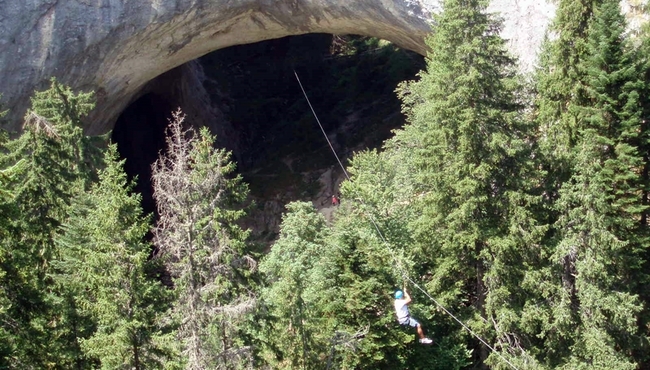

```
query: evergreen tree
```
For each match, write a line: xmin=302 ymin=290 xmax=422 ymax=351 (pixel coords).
xmin=258 ymin=183 xmax=465 ymax=369
xmin=552 ymin=146 xmax=639 ymax=370
xmin=527 ymin=0 xmax=624 ymax=366
xmin=532 ymin=0 xmax=604 ymax=251
xmin=0 ymin=79 xmax=103 ymax=368
xmin=0 ymin=130 xmax=21 ymax=368
xmin=392 ymin=0 xmax=544 ymax=367
xmin=3 ymin=78 xmax=97 ymax=273
xmin=152 ymin=109 xmax=255 ymax=370
xmin=580 ymin=0 xmax=647 ymax=249
xmin=259 ymin=201 xmax=331 ymax=369
xmin=534 ymin=0 xmax=602 ymax=152
xmin=581 ymin=0 xmax=649 ymax=296
xmin=54 ymin=144 xmax=176 ymax=369
xmin=318 ymin=150 xmax=471 ymax=370
xmin=548 ymin=1 xmax=649 ymax=367
xmin=639 ymin=12 xmax=650 ymax=367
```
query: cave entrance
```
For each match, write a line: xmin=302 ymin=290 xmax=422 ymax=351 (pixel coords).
xmin=111 ymin=33 xmax=424 ymax=242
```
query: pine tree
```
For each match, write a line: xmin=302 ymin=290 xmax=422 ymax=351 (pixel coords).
xmin=54 ymin=144 xmax=176 ymax=369
xmin=3 ymin=78 xmax=97 ymax=273
xmin=259 ymin=201 xmax=330 ymax=369
xmin=534 ymin=0 xmax=603 ymax=152
xmin=0 ymin=79 xmax=104 ymax=367
xmin=553 ymin=145 xmax=639 ymax=370
xmin=639 ymin=13 xmax=650 ymax=367
xmin=0 ymin=130 xmax=20 ymax=368
xmin=581 ymin=0 xmax=649 ymax=293
xmin=548 ymin=1 xmax=649 ymax=367
xmin=302 ymin=149 xmax=472 ymax=370
xmin=258 ymin=165 xmax=469 ymax=369
xmin=152 ymin=109 xmax=255 ymax=370
xmin=532 ymin=0 xmax=604 ymax=250
xmin=392 ymin=0 xmax=544 ymax=367
xmin=526 ymin=0 xmax=613 ymax=366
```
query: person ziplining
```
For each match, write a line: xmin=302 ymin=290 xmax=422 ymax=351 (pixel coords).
xmin=294 ymin=70 xmax=521 ymax=369
xmin=394 ymin=287 xmax=432 ymax=344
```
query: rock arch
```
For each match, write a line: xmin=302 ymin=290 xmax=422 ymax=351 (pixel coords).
xmin=0 ymin=0 xmax=556 ymax=133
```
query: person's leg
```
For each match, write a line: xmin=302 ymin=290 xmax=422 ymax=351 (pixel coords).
xmin=409 ymin=318 xmax=432 ymax=343
xmin=408 ymin=318 xmax=425 ymax=339
xmin=416 ymin=323 xmax=425 ymax=339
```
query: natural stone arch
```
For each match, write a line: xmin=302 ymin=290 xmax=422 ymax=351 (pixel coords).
xmin=0 ymin=0 xmax=557 ymax=133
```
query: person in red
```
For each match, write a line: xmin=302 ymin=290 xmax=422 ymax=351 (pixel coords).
xmin=394 ymin=287 xmax=432 ymax=344
xmin=331 ymin=194 xmax=340 ymax=206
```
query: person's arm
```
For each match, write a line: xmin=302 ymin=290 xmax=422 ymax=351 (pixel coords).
xmin=403 ymin=287 xmax=412 ymax=305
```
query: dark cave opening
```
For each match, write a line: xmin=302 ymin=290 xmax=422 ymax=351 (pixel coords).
xmin=112 ymin=93 xmax=172 ymax=216
xmin=112 ymin=33 xmax=424 ymax=234
xmin=199 ymin=34 xmax=424 ymax=171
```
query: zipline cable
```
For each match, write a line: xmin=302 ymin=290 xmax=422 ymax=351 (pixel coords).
xmin=294 ymin=70 xmax=521 ymax=370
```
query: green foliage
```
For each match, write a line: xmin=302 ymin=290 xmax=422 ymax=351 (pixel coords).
xmin=534 ymin=0 xmax=602 ymax=137
xmin=545 ymin=1 xmax=649 ymax=367
xmin=533 ymin=0 xmax=604 ymax=215
xmin=54 ymin=144 xmax=176 ymax=369
xmin=390 ymin=0 xmax=546 ymax=367
xmin=259 ymin=198 xmax=470 ymax=369
xmin=337 ymin=152 xmax=476 ymax=369
xmin=152 ymin=110 xmax=254 ymax=369
xmin=580 ymin=0 xmax=649 ymax=266
xmin=259 ymin=201 xmax=331 ymax=369
xmin=3 ymin=78 xmax=98 ymax=267
xmin=553 ymin=145 xmax=640 ymax=370
xmin=0 ymin=131 xmax=18 ymax=368
xmin=639 ymin=16 xmax=650 ymax=368
xmin=0 ymin=78 xmax=104 ymax=368
xmin=1 ymin=4 xmax=649 ymax=368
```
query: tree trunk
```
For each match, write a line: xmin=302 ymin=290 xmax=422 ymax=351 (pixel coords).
xmin=133 ymin=343 xmax=140 ymax=370
xmin=474 ymin=241 xmax=489 ymax=369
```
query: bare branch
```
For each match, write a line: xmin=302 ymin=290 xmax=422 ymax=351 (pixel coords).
xmin=23 ymin=111 xmax=59 ymax=138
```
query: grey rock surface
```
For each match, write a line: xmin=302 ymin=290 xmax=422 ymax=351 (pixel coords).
xmin=0 ymin=0 xmax=558 ymax=133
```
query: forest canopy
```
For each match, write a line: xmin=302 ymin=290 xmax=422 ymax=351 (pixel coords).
xmin=0 ymin=0 xmax=649 ymax=369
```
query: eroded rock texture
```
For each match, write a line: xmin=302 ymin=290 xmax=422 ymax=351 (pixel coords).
xmin=0 ymin=0 xmax=558 ymax=132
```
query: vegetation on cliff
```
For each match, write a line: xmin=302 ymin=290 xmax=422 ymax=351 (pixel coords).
xmin=0 ymin=0 xmax=649 ymax=368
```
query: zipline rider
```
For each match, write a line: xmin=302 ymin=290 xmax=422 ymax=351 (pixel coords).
xmin=394 ymin=287 xmax=432 ymax=344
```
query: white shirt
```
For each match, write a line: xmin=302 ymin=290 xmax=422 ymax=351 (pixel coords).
xmin=394 ymin=299 xmax=410 ymax=320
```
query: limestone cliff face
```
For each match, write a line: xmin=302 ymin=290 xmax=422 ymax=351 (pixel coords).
xmin=0 ymin=0 xmax=560 ymax=133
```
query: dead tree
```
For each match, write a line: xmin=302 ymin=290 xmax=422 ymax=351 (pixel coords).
xmin=152 ymin=108 xmax=255 ymax=369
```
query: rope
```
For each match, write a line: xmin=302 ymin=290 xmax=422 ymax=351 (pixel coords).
xmin=294 ymin=70 xmax=521 ymax=370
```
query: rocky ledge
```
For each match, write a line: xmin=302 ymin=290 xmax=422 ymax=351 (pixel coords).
xmin=0 ymin=0 xmax=559 ymax=133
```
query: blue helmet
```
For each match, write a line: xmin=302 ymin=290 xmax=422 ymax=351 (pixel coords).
xmin=395 ymin=290 xmax=404 ymax=299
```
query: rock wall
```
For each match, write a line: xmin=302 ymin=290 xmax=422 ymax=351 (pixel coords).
xmin=0 ymin=0 xmax=560 ymax=134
